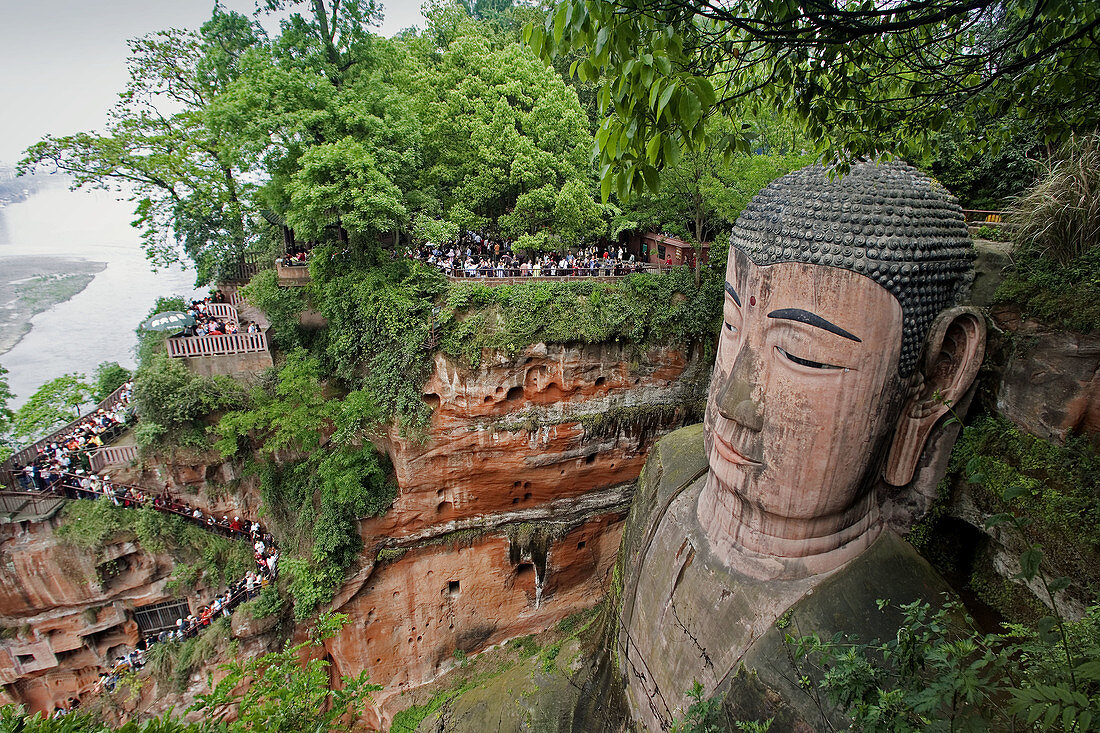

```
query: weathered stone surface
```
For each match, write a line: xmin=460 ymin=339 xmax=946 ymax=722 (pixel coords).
xmin=969 ymin=239 xmax=1012 ymax=307
xmin=616 ymin=426 xmax=954 ymax=730
xmin=368 ymin=342 xmax=708 ymax=541
xmin=993 ymin=306 xmax=1100 ymax=446
xmin=328 ymin=512 xmax=625 ymax=730
xmin=0 ymin=518 xmax=176 ymax=713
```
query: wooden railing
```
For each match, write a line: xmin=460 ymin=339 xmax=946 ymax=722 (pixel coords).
xmin=962 ymin=210 xmax=1009 ymax=226
xmin=0 ymin=383 xmax=132 ymax=489
xmin=440 ymin=263 xmax=665 ymax=284
xmin=220 ymin=252 xmax=263 ymax=284
xmin=165 ymin=331 xmax=268 ymax=358
xmin=206 ymin=303 xmax=238 ymax=321
xmin=89 ymin=445 xmax=139 ymax=472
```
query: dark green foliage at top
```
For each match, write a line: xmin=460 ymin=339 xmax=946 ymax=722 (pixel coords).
xmin=924 ymin=122 xmax=1042 ymax=210
xmin=947 ymin=416 xmax=1100 ymax=595
xmin=92 ymin=361 xmax=132 ymax=402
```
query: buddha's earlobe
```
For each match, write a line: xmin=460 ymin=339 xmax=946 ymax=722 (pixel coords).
xmin=883 ymin=307 xmax=986 ymax=486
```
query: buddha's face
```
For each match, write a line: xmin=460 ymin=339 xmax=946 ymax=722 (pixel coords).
xmin=702 ymin=248 xmax=907 ymax=554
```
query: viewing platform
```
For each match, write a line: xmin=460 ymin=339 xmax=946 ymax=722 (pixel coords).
xmin=164 ymin=301 xmax=273 ymax=377
xmin=962 ymin=209 xmax=1011 ymax=234
xmin=275 ymin=259 xmax=311 ymax=286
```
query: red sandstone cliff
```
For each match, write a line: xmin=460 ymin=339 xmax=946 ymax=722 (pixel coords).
xmin=327 ymin=341 xmax=709 ymax=726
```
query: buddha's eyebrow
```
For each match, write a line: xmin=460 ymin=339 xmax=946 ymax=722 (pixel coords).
xmin=724 ymin=282 xmax=741 ymax=307
xmin=767 ymin=308 xmax=862 ymax=343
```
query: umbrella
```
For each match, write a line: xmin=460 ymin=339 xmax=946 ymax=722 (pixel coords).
xmin=140 ymin=311 xmax=195 ymax=332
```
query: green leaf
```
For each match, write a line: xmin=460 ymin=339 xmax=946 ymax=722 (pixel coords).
xmin=1018 ymin=547 xmax=1043 ymax=581
xmin=1002 ymin=484 xmax=1031 ymax=501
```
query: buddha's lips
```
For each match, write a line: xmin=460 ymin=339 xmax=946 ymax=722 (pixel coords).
xmin=713 ymin=433 xmax=763 ymax=467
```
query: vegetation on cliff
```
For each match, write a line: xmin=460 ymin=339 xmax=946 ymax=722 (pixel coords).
xmin=994 ymin=132 xmax=1100 ymax=333
xmin=57 ymin=500 xmax=254 ymax=591
xmin=0 ymin=613 xmax=378 ymax=732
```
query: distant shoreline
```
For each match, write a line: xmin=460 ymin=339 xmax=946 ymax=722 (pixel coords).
xmin=0 ymin=255 xmax=107 ymax=357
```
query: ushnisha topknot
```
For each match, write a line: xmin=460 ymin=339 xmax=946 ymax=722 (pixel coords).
xmin=730 ymin=160 xmax=975 ymax=376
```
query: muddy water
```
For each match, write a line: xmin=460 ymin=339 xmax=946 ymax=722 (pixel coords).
xmin=0 ymin=182 xmax=201 ymax=405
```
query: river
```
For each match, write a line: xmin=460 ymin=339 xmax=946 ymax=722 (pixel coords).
xmin=0 ymin=182 xmax=201 ymax=406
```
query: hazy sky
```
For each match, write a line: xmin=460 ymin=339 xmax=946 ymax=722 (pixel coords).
xmin=0 ymin=0 xmax=427 ymax=165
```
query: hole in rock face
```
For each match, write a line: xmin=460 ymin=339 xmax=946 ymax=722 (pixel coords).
xmin=515 ymin=563 xmax=535 ymax=583
xmin=511 ymin=497 xmax=519 ymax=504
xmin=448 ymin=580 xmax=460 ymax=596
xmin=523 ymin=492 xmax=532 ymax=501
xmin=496 ymin=386 xmax=504 ymax=394
xmin=513 ymin=480 xmax=521 ymax=487
xmin=483 ymin=395 xmax=493 ymax=403
xmin=506 ymin=385 xmax=524 ymax=401
xmin=437 ymin=489 xmax=445 ymax=497
xmin=542 ymin=382 xmax=564 ymax=401
xmin=523 ymin=481 xmax=531 ymax=489
xmin=584 ymin=453 xmax=597 ymax=465
xmin=437 ymin=501 xmax=453 ymax=514
xmin=577 ymin=541 xmax=587 ymax=549
xmin=594 ymin=376 xmax=607 ymax=387
xmin=423 ymin=393 xmax=441 ymax=409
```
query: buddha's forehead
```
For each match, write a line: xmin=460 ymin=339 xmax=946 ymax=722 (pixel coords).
xmin=726 ymin=248 xmax=902 ymax=334
xmin=728 ymin=160 xmax=975 ymax=375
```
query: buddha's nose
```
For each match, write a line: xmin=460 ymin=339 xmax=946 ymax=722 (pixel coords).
xmin=716 ymin=349 xmax=764 ymax=432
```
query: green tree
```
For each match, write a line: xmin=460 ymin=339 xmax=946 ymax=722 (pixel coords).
xmin=0 ymin=366 xmax=14 ymax=461
xmin=192 ymin=612 xmax=380 ymax=732
xmin=20 ymin=9 xmax=266 ymax=284
xmin=10 ymin=373 xmax=93 ymax=443
xmin=413 ymin=28 xmax=600 ymax=245
xmin=527 ymin=0 xmax=1100 ymax=198
xmin=92 ymin=361 xmax=132 ymax=402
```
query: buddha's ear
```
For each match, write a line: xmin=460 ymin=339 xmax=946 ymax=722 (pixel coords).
xmin=883 ymin=306 xmax=986 ymax=487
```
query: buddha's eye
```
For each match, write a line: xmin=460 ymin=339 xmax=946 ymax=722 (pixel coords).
xmin=776 ymin=346 xmax=845 ymax=370
xmin=724 ymin=322 xmax=738 ymax=334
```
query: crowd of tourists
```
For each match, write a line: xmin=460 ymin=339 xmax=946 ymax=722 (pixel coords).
xmin=177 ymin=296 xmax=258 ymax=337
xmin=18 ymin=382 xmax=134 ymax=484
xmin=7 ymin=382 xmax=280 ymax=711
xmin=414 ymin=232 xmax=649 ymax=278
xmin=279 ymin=243 xmax=312 ymax=266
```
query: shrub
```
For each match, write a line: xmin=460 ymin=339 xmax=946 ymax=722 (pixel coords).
xmin=1009 ymin=132 xmax=1100 ymax=264
xmin=132 ymin=351 xmax=248 ymax=450
xmin=92 ymin=361 xmax=132 ymax=402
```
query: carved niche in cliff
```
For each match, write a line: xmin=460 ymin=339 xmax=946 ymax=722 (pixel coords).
xmin=618 ymin=160 xmax=988 ymax=729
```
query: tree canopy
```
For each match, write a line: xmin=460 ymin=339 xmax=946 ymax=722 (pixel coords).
xmin=526 ymin=0 xmax=1100 ymax=197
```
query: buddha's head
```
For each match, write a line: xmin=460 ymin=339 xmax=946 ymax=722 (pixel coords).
xmin=699 ymin=161 xmax=985 ymax=578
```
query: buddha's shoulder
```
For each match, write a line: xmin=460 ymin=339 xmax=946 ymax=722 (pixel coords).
xmin=619 ymin=424 xmax=708 ymax=578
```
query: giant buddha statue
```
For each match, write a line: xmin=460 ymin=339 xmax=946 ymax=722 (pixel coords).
xmin=617 ymin=160 xmax=986 ymax=729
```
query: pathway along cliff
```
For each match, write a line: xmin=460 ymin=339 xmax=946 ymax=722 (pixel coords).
xmin=0 ymin=386 xmax=279 ymax=716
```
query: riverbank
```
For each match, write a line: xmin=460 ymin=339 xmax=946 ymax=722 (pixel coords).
xmin=0 ymin=255 xmax=106 ymax=355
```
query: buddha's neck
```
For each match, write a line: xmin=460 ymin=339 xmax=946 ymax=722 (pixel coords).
xmin=696 ymin=472 xmax=882 ymax=579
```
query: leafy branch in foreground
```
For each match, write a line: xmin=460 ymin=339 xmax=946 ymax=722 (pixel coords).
xmin=190 ymin=612 xmax=380 ymax=733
